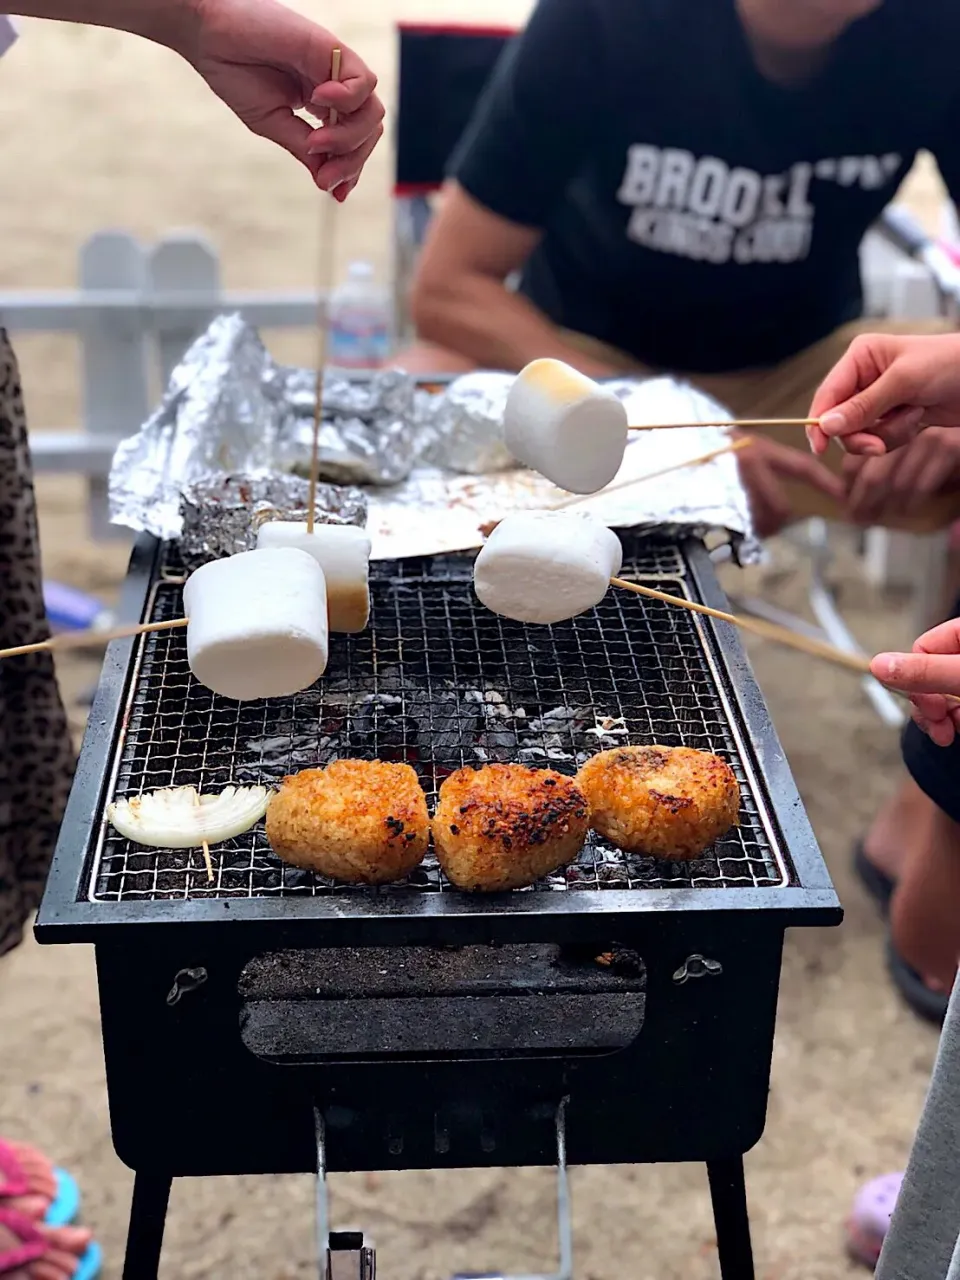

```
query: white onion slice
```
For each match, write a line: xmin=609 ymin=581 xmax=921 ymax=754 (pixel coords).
xmin=107 ymin=785 xmax=270 ymax=848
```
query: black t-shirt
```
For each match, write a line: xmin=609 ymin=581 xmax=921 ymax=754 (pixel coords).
xmin=449 ymin=0 xmax=960 ymax=373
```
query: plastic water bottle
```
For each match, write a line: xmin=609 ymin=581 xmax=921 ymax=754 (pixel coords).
xmin=328 ymin=261 xmax=391 ymax=370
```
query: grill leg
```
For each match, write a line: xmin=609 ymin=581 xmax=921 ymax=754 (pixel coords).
xmin=707 ymin=1158 xmax=755 ymax=1280
xmin=122 ymin=1172 xmax=172 ymax=1280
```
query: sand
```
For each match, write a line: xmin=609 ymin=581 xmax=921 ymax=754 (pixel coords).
xmin=0 ymin=7 xmax=955 ymax=1276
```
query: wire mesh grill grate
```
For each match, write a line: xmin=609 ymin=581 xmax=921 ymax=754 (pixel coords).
xmin=159 ymin=538 xmax=688 ymax=583
xmin=90 ymin=542 xmax=789 ymax=902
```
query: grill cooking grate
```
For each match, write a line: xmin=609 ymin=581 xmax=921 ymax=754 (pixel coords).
xmin=89 ymin=542 xmax=788 ymax=902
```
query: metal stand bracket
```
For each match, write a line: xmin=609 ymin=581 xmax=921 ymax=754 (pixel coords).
xmin=315 ymin=1100 xmax=572 ymax=1280
xmin=316 ymin=1111 xmax=377 ymax=1280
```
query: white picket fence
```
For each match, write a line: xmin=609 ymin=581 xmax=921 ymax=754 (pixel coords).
xmin=0 ymin=229 xmax=324 ymax=538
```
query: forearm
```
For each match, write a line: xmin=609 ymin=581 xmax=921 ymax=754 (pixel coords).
xmin=413 ymin=273 xmax=622 ymax=378
xmin=7 ymin=0 xmax=198 ymax=53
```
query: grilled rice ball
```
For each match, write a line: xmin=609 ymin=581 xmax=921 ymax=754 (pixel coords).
xmin=265 ymin=759 xmax=429 ymax=883
xmin=433 ymin=763 xmax=590 ymax=892
xmin=576 ymin=745 xmax=739 ymax=860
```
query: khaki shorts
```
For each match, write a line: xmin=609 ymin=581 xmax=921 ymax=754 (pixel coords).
xmin=564 ymin=318 xmax=959 ymax=532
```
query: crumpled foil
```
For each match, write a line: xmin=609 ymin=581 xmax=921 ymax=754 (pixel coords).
xmin=108 ymin=314 xmax=757 ymax=561
xmin=109 ymin=314 xmax=435 ymax=538
xmin=269 ymin=364 xmax=437 ymax=486
xmin=421 ymin=371 xmax=517 ymax=474
xmin=178 ymin=471 xmax=367 ymax=571
xmin=110 ymin=314 xmax=282 ymax=541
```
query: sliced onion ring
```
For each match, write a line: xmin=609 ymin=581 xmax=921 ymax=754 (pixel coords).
xmin=107 ymin=784 xmax=270 ymax=849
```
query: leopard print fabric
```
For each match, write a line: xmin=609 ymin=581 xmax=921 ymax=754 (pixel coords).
xmin=0 ymin=329 xmax=75 ymax=957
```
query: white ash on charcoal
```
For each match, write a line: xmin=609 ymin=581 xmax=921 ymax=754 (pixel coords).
xmin=240 ymin=668 xmax=635 ymax=785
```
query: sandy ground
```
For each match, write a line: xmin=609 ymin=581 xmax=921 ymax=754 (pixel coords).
xmin=0 ymin=7 xmax=956 ymax=1277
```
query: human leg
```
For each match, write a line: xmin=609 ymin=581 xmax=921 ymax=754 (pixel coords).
xmin=0 ymin=328 xmax=75 ymax=959
xmin=0 ymin=332 xmax=96 ymax=1275
xmin=888 ymin=715 xmax=960 ymax=996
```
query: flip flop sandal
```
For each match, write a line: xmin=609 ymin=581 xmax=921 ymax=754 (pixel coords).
xmin=46 ymin=1169 xmax=81 ymax=1229
xmin=0 ymin=1141 xmax=81 ymax=1227
xmin=0 ymin=1208 xmax=101 ymax=1279
xmin=845 ymin=1171 xmax=903 ymax=1268
xmin=853 ymin=839 xmax=895 ymax=914
xmin=885 ymin=936 xmax=949 ymax=1025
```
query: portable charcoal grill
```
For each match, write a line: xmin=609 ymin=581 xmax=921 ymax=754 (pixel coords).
xmin=37 ymin=530 xmax=841 ymax=1280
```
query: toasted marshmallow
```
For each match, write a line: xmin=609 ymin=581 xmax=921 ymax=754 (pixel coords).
xmin=256 ymin=521 xmax=371 ymax=633
xmin=473 ymin=510 xmax=622 ymax=625
xmin=504 ymin=359 xmax=629 ymax=494
xmin=183 ymin=548 xmax=328 ymax=702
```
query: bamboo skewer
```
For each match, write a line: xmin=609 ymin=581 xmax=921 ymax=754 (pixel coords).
xmin=307 ymin=45 xmax=342 ymax=536
xmin=610 ymin=578 xmax=960 ymax=708
xmin=610 ymin=576 xmax=875 ymax=674
xmin=0 ymin=615 xmax=188 ymax=660
xmin=480 ymin=438 xmax=753 ymax=536
xmin=192 ymin=786 xmax=214 ymax=884
xmin=628 ymin=417 xmax=817 ymax=432
xmin=551 ymin=437 xmax=753 ymax=512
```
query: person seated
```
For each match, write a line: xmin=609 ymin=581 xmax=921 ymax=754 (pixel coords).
xmin=397 ymin=0 xmax=960 ymax=537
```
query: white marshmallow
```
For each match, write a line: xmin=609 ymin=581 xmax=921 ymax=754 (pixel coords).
xmin=183 ymin=548 xmax=329 ymax=702
xmin=473 ymin=511 xmax=623 ymax=625
xmin=504 ymin=359 xmax=629 ymax=494
xmin=255 ymin=521 xmax=371 ymax=633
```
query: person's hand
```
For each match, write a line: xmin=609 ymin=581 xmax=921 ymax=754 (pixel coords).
xmin=840 ymin=427 xmax=960 ymax=524
xmin=735 ymin=433 xmax=845 ymax=538
xmin=872 ymin=620 xmax=960 ymax=747
xmin=189 ymin=0 xmax=383 ymax=198
xmin=808 ymin=332 xmax=960 ymax=457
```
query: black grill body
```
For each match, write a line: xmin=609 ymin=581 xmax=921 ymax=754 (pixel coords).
xmin=37 ymin=533 xmax=841 ymax=1279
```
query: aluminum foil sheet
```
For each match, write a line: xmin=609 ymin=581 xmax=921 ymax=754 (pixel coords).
xmin=269 ymin=364 xmax=437 ymax=486
xmin=421 ymin=371 xmax=517 ymax=474
xmin=109 ymin=315 xmax=434 ymax=539
xmin=107 ymin=314 xmax=756 ymax=561
xmin=110 ymin=315 xmax=283 ymax=541
xmin=179 ymin=471 xmax=367 ymax=571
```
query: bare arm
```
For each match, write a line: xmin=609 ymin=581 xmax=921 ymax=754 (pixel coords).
xmin=6 ymin=0 xmax=196 ymax=51
xmin=412 ymin=184 xmax=622 ymax=376
xmin=5 ymin=0 xmax=383 ymax=193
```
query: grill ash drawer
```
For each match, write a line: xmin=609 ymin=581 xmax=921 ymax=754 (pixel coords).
xmin=239 ymin=945 xmax=647 ymax=1062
